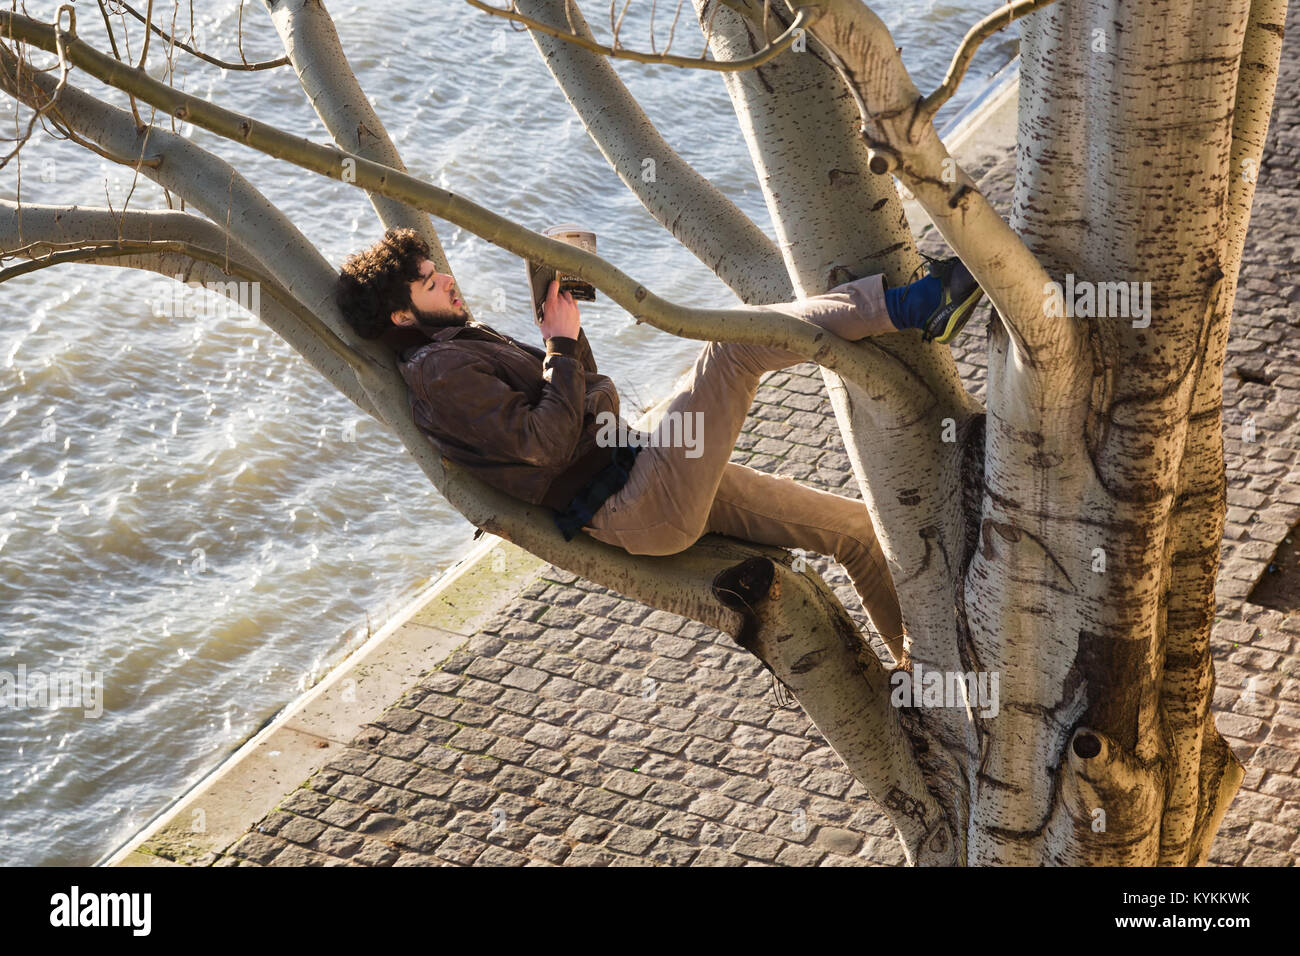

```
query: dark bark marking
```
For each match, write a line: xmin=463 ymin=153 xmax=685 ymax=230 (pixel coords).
xmin=790 ymin=648 xmax=827 ymax=675
xmin=975 ymin=771 xmax=1024 ymax=793
xmin=884 ymin=787 xmax=930 ymax=830
xmin=978 ymin=519 xmax=1076 ymax=591
xmin=1066 ymin=629 xmax=1148 ymax=751
xmin=976 ymin=763 xmax=1067 ymax=844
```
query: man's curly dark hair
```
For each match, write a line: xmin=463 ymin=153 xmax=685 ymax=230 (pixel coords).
xmin=335 ymin=227 xmax=432 ymax=339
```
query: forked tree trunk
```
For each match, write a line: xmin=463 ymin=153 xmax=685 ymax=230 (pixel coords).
xmin=693 ymin=0 xmax=1283 ymax=865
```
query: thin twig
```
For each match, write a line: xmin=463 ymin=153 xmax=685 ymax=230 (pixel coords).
xmin=95 ymin=0 xmax=123 ymax=61
xmin=128 ymin=0 xmax=153 ymax=129
xmin=612 ymin=0 xmax=632 ymax=50
xmin=468 ymin=1 xmax=819 ymax=70
xmin=664 ymin=0 xmax=685 ymax=56
xmin=236 ymin=0 xmax=248 ymax=66
xmin=136 ymin=0 xmax=152 ymax=73
xmin=114 ymin=0 xmax=288 ymax=70
xmin=918 ymin=0 xmax=1059 ymax=122
xmin=0 ymin=4 xmax=73 ymax=172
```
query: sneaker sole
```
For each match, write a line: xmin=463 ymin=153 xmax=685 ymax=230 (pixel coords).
xmin=931 ymin=287 xmax=984 ymax=345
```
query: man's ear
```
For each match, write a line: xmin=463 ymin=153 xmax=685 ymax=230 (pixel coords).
xmin=391 ymin=308 xmax=414 ymax=327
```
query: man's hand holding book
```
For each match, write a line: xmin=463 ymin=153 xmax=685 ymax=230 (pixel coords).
xmin=540 ymin=278 xmax=581 ymax=344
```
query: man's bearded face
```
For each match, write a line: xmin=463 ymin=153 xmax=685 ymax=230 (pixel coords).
xmin=393 ymin=257 xmax=468 ymax=329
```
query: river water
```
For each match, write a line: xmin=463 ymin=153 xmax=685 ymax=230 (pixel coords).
xmin=0 ymin=0 xmax=1017 ymax=865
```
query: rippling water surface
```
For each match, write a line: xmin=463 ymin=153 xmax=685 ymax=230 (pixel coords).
xmin=0 ymin=0 xmax=1016 ymax=865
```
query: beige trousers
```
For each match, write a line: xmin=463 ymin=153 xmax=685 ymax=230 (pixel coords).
xmin=582 ymin=274 xmax=904 ymax=644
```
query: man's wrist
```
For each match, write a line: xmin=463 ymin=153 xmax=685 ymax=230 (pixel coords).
xmin=545 ymin=335 xmax=580 ymax=357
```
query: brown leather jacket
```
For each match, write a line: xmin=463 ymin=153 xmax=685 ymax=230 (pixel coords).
xmin=378 ymin=319 xmax=636 ymax=511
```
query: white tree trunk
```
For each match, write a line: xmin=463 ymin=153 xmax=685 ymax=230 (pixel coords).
xmin=694 ymin=0 xmax=1282 ymax=865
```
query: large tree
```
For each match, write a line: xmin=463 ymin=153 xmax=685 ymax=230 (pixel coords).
xmin=0 ymin=0 xmax=1285 ymax=866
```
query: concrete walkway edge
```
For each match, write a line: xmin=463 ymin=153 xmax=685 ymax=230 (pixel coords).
xmin=101 ymin=534 xmax=546 ymax=866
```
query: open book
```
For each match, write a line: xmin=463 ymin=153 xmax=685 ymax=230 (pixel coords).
xmin=527 ymin=225 xmax=597 ymax=322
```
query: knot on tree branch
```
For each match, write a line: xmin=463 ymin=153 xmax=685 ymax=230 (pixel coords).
xmin=1042 ymin=726 xmax=1164 ymax=863
xmin=864 ymin=141 xmax=901 ymax=176
xmin=710 ymin=555 xmax=776 ymax=648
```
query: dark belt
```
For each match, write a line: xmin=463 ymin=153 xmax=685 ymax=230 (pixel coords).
xmin=552 ymin=443 xmax=643 ymax=541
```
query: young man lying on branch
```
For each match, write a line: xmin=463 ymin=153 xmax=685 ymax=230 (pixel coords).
xmin=335 ymin=228 xmax=983 ymax=665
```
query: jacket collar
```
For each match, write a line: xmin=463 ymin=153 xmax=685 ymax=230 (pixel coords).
xmin=377 ymin=318 xmax=477 ymax=362
xmin=377 ymin=318 xmax=532 ymax=364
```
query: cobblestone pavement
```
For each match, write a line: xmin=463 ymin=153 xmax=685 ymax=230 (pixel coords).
xmin=219 ymin=13 xmax=1300 ymax=866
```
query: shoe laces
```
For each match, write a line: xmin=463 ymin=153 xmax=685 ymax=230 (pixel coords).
xmin=893 ymin=249 xmax=948 ymax=313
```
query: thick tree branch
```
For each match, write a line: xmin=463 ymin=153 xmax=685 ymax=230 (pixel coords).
xmin=741 ymin=556 xmax=958 ymax=864
xmin=1152 ymin=0 xmax=1285 ymax=847
xmin=694 ymin=0 xmax=978 ymax=649
xmin=1158 ymin=412 xmax=1232 ymax=865
xmin=1168 ymin=4 xmax=1286 ymax=866
xmin=1222 ymin=0 xmax=1286 ymax=283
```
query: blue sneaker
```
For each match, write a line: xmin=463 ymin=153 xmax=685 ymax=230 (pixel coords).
xmin=919 ymin=256 xmax=984 ymax=345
